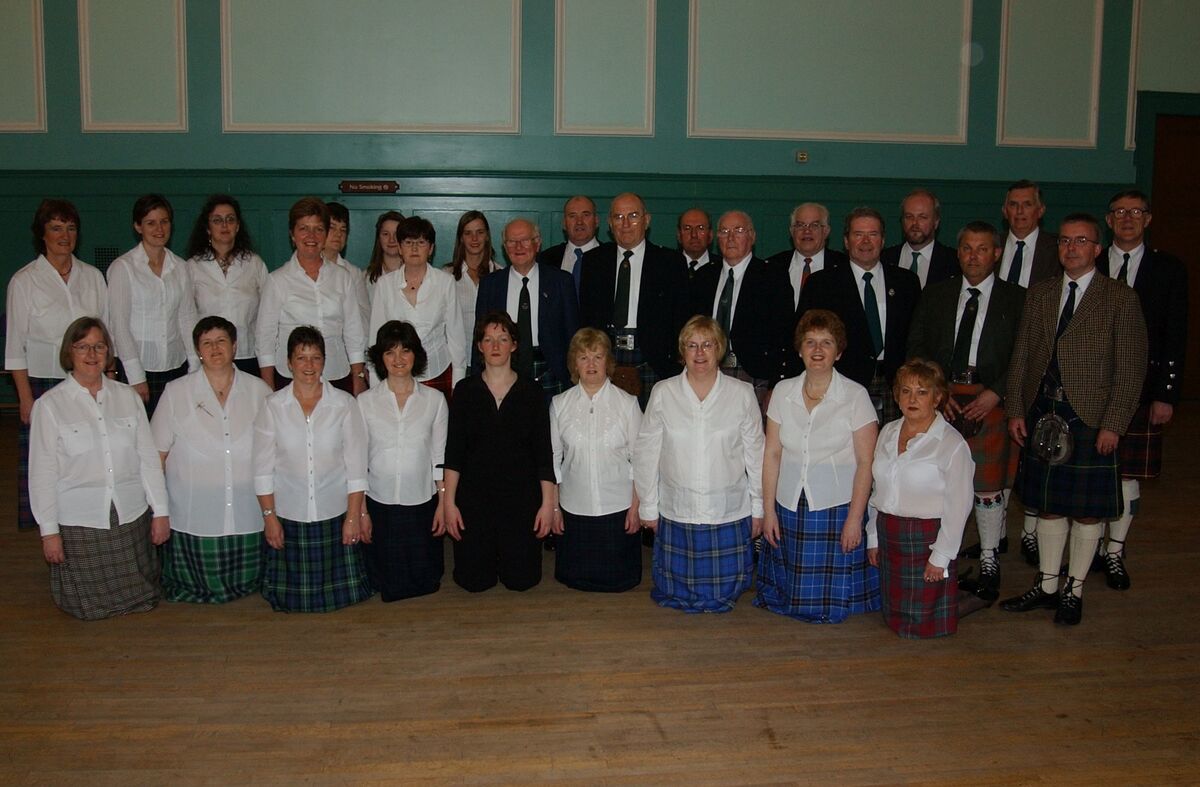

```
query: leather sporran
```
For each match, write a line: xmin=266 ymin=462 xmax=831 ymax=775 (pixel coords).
xmin=947 ymin=383 xmax=983 ymax=439
xmin=1031 ymin=412 xmax=1073 ymax=465
xmin=611 ymin=366 xmax=642 ymax=398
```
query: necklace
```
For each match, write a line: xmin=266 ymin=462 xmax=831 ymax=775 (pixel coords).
xmin=803 ymin=383 xmax=827 ymax=401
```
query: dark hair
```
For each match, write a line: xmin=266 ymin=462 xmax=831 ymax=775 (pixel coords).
xmin=473 ymin=309 xmax=519 ymax=347
xmin=1060 ymin=212 xmax=1104 ymax=242
xmin=192 ymin=315 xmax=237 ymax=352
xmin=31 ymin=199 xmax=81 ymax=256
xmin=366 ymin=210 xmax=406 ymax=283
xmin=326 ymin=201 xmax=350 ymax=231
xmin=185 ymin=194 xmax=256 ymax=261
xmin=368 ymin=320 xmax=429 ymax=379
xmin=449 ymin=210 xmax=496 ymax=280
xmin=59 ymin=316 xmax=113 ymax=373
xmin=795 ymin=309 xmax=848 ymax=355
xmin=842 ymin=206 xmax=886 ymax=238
xmin=956 ymin=220 xmax=1002 ymax=247
xmin=287 ymin=325 xmax=325 ymax=359
xmin=397 ymin=215 xmax=436 ymax=246
xmin=1005 ymin=179 xmax=1043 ymax=205
xmin=132 ymin=193 xmax=173 ymax=226
xmin=288 ymin=197 xmax=329 ymax=233
xmin=1107 ymin=189 xmax=1150 ymax=212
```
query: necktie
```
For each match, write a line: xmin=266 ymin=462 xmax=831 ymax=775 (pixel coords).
xmin=950 ymin=287 xmax=980 ymax=376
xmin=862 ymin=271 xmax=883 ymax=356
xmin=1056 ymin=281 xmax=1077 ymax=339
xmin=572 ymin=248 xmax=583 ymax=296
xmin=801 ymin=257 xmax=812 ymax=290
xmin=517 ymin=275 xmax=533 ymax=378
xmin=1007 ymin=240 xmax=1025 ymax=285
xmin=1117 ymin=252 xmax=1130 ymax=284
xmin=910 ymin=251 xmax=920 ymax=273
xmin=612 ymin=250 xmax=633 ymax=328
xmin=688 ymin=259 xmax=698 ymax=278
xmin=716 ymin=269 xmax=735 ymax=337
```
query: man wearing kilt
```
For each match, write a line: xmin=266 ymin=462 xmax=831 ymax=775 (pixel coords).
xmin=907 ymin=221 xmax=1025 ymax=601
xmin=1094 ymin=190 xmax=1188 ymax=591
xmin=1001 ymin=215 xmax=1147 ymax=625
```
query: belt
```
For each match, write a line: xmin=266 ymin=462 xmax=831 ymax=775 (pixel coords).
xmin=1040 ymin=382 xmax=1066 ymax=401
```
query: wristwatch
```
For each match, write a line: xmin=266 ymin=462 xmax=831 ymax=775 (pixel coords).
xmin=261 ymin=508 xmax=274 ymax=518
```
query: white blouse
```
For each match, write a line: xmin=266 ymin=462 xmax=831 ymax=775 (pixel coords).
xmin=634 ymin=372 xmax=764 ymax=524
xmin=29 ymin=375 xmax=169 ymax=536
xmin=368 ymin=265 xmax=466 ymax=384
xmin=255 ymin=256 xmax=366 ymax=381
xmin=5 ymin=256 xmax=108 ymax=379
xmin=253 ymin=381 xmax=368 ymax=522
xmin=768 ymin=371 xmax=878 ymax=511
xmin=107 ymin=244 xmax=199 ymax=383
xmin=449 ymin=261 xmax=502 ymax=368
xmin=331 ymin=255 xmax=371 ymax=332
xmin=189 ymin=252 xmax=270 ymax=359
xmin=870 ymin=413 xmax=975 ymax=569
xmin=551 ymin=380 xmax=642 ymax=517
xmin=359 ymin=381 xmax=448 ymax=506
xmin=151 ymin=369 xmax=271 ymax=537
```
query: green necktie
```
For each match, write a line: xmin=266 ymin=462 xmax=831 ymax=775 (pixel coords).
xmin=863 ymin=271 xmax=883 ymax=356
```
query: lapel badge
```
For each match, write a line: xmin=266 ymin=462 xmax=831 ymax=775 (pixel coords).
xmin=888 ymin=288 xmax=895 ymax=297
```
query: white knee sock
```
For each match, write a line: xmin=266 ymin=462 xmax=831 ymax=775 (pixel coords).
xmin=1023 ymin=511 xmax=1039 ymax=538
xmin=1108 ymin=478 xmax=1139 ymax=555
xmin=1037 ymin=517 xmax=1069 ymax=594
xmin=1067 ymin=521 xmax=1103 ymax=598
xmin=974 ymin=491 xmax=1005 ymax=555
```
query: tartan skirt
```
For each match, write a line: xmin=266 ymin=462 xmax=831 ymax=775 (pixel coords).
xmin=144 ymin=363 xmax=188 ymax=418
xmin=17 ymin=376 xmax=58 ymax=530
xmin=161 ymin=530 xmax=263 ymax=604
xmin=651 ymin=516 xmax=753 ymax=613
xmin=868 ymin=371 xmax=901 ymax=426
xmin=363 ymin=496 xmax=443 ymax=601
xmin=530 ymin=354 xmax=564 ymax=400
xmin=754 ymin=497 xmax=880 ymax=623
xmin=420 ymin=365 xmax=454 ymax=402
xmin=261 ymin=515 xmax=373 ymax=612
xmin=878 ymin=513 xmax=957 ymax=639
xmin=1118 ymin=402 xmax=1162 ymax=479
xmin=49 ymin=507 xmax=160 ymax=621
xmin=555 ymin=508 xmax=641 ymax=593
xmin=1020 ymin=395 xmax=1122 ymax=519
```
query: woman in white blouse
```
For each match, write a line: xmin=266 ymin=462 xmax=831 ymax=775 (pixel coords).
xmin=756 ymin=310 xmax=880 ymax=623
xmin=634 ymin=316 xmax=764 ymax=613
xmin=29 ymin=317 xmax=170 ymax=620
xmin=107 ymin=193 xmax=199 ymax=416
xmin=359 ymin=320 xmax=449 ymax=601
xmin=368 ymin=216 xmax=465 ymax=399
xmin=184 ymin=194 xmax=269 ymax=376
xmin=252 ymin=325 xmax=373 ymax=612
xmin=6 ymin=199 xmax=108 ymax=530
xmin=151 ymin=316 xmax=272 ymax=603
xmin=255 ymin=197 xmax=367 ymax=395
xmin=444 ymin=210 xmax=502 ymax=374
xmin=550 ymin=329 xmax=642 ymax=592
xmin=870 ymin=358 xmax=974 ymax=639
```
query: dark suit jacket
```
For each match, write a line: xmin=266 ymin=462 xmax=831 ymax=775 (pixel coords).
xmin=1003 ymin=230 xmax=1059 ymax=288
xmin=765 ymin=247 xmax=849 ymax=269
xmin=578 ymin=241 xmax=690 ymax=381
xmin=475 ymin=262 xmax=579 ymax=386
xmin=682 ymin=251 xmax=722 ymax=318
xmin=1099 ymin=247 xmax=1188 ymax=405
xmin=688 ymin=257 xmax=794 ymax=383
xmin=797 ymin=262 xmax=921 ymax=387
xmin=1006 ymin=273 xmax=1147 ymax=432
xmin=536 ymin=242 xmax=569 ymax=268
xmin=881 ymin=240 xmax=958 ymax=289
xmin=907 ymin=274 xmax=1026 ymax=396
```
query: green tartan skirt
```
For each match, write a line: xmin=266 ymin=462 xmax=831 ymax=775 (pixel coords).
xmin=161 ymin=530 xmax=264 ymax=604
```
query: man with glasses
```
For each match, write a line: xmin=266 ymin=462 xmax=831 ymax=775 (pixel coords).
xmin=1001 ymin=214 xmax=1147 ymax=625
xmin=881 ymin=189 xmax=958 ymax=289
xmin=1091 ymin=190 xmax=1187 ymax=591
xmin=537 ymin=195 xmax=600 ymax=296
xmin=767 ymin=202 xmax=849 ymax=320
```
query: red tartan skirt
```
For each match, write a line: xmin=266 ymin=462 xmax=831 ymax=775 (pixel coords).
xmin=878 ymin=513 xmax=958 ymax=639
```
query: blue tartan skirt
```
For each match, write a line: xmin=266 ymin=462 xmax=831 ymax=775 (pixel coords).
xmin=1020 ymin=395 xmax=1122 ymax=519
xmin=555 ymin=508 xmax=641 ymax=592
xmin=754 ymin=497 xmax=880 ymax=623
xmin=651 ymin=515 xmax=753 ymax=613
xmin=363 ymin=496 xmax=443 ymax=602
xmin=261 ymin=515 xmax=373 ymax=612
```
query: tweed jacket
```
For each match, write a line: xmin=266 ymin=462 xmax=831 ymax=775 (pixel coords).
xmin=1005 ymin=272 xmax=1148 ymax=433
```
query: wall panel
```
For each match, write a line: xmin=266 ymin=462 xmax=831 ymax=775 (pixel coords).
xmin=0 ymin=0 xmax=46 ymax=132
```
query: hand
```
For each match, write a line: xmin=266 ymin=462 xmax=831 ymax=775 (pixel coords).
xmin=750 ymin=516 xmax=764 ymax=540
xmin=358 ymin=510 xmax=373 ymax=544
xmin=551 ymin=508 xmax=565 ymax=536
xmin=839 ymin=517 xmax=862 ymax=553
xmin=923 ymin=561 xmax=946 ymax=582
xmin=867 ymin=547 xmax=879 ymax=567
xmin=761 ymin=509 xmax=781 ymax=547
xmin=942 ymin=395 xmax=963 ymax=419
xmin=623 ymin=507 xmax=640 ymax=535
xmin=133 ymin=382 xmax=150 ymax=403
xmin=342 ymin=515 xmax=362 ymax=546
xmin=961 ymin=389 xmax=1001 ymax=421
xmin=533 ymin=504 xmax=555 ymax=539
xmin=1149 ymin=401 xmax=1174 ymax=426
xmin=264 ymin=515 xmax=284 ymax=550
xmin=351 ymin=375 xmax=367 ymax=396
xmin=640 ymin=518 xmax=658 ymax=532
xmin=260 ymin=368 xmax=275 ymax=390
xmin=443 ymin=502 xmax=464 ymax=541
xmin=42 ymin=534 xmax=65 ymax=564
xmin=1008 ymin=416 xmax=1027 ymax=447
xmin=431 ymin=504 xmax=447 ymax=537
xmin=18 ymin=396 xmax=33 ymax=426
xmin=150 ymin=516 xmax=171 ymax=545
xmin=1095 ymin=428 xmax=1119 ymax=456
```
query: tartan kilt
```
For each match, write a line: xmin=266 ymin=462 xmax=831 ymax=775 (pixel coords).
xmin=234 ymin=357 xmax=262 ymax=377
xmin=261 ymin=515 xmax=373 ymax=612
xmin=363 ymin=496 xmax=443 ymax=601
xmin=754 ymin=497 xmax=880 ymax=623
xmin=529 ymin=354 xmax=564 ymax=400
xmin=961 ymin=398 xmax=1019 ymax=492
xmin=1118 ymin=402 xmax=1162 ymax=479
xmin=161 ymin=530 xmax=263 ymax=604
xmin=651 ymin=516 xmax=753 ymax=613
xmin=17 ymin=376 xmax=58 ymax=530
xmin=612 ymin=344 xmax=659 ymax=410
xmin=420 ymin=365 xmax=454 ymax=402
xmin=144 ymin=363 xmax=188 ymax=418
xmin=555 ymin=508 xmax=642 ymax=592
xmin=1020 ymin=396 xmax=1122 ymax=519
xmin=878 ymin=513 xmax=957 ymax=639
xmin=868 ymin=371 xmax=901 ymax=426
xmin=49 ymin=507 xmax=160 ymax=620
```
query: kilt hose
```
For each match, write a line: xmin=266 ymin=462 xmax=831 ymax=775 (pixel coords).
xmin=878 ymin=513 xmax=957 ymax=639
xmin=161 ymin=530 xmax=263 ymax=604
xmin=651 ymin=516 xmax=754 ymax=613
xmin=555 ymin=508 xmax=642 ymax=593
xmin=49 ymin=506 xmax=160 ymax=621
xmin=1020 ymin=395 xmax=1123 ymax=519
xmin=17 ymin=375 xmax=58 ymax=530
xmin=261 ymin=515 xmax=373 ymax=612
xmin=1118 ymin=402 xmax=1162 ymax=479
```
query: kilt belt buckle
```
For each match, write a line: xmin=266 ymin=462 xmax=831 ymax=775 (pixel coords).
xmin=951 ymin=368 xmax=979 ymax=385
xmin=613 ymin=329 xmax=637 ymax=352
xmin=1041 ymin=383 xmax=1066 ymax=401
xmin=1031 ymin=412 xmax=1073 ymax=465
xmin=721 ymin=350 xmax=739 ymax=369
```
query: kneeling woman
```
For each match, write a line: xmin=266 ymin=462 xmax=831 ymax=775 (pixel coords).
xmin=870 ymin=359 xmax=974 ymax=638
xmin=29 ymin=317 xmax=170 ymax=619
xmin=634 ymin=316 xmax=764 ymax=613
xmin=253 ymin=326 xmax=373 ymax=612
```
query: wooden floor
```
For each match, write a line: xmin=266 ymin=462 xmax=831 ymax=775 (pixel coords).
xmin=1 ymin=413 xmax=1198 ymax=786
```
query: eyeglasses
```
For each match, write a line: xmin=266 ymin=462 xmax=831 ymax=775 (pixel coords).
xmin=71 ymin=342 xmax=108 ymax=355
xmin=209 ymin=215 xmax=238 ymax=226
xmin=610 ymin=212 xmax=643 ymax=225
xmin=503 ymin=237 xmax=538 ymax=248
xmin=1057 ymin=236 xmax=1098 ymax=248
xmin=717 ymin=227 xmax=751 ymax=238
xmin=791 ymin=221 xmax=826 ymax=231
xmin=684 ymin=340 xmax=717 ymax=352
xmin=1109 ymin=207 xmax=1147 ymax=218
xmin=681 ymin=224 xmax=709 ymax=234
xmin=401 ymin=239 xmax=430 ymax=249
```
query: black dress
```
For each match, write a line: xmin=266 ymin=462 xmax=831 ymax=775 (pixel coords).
xmin=444 ymin=375 xmax=554 ymax=591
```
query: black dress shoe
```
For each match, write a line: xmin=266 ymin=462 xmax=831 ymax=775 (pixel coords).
xmin=1104 ymin=552 xmax=1131 ymax=590
xmin=978 ymin=556 xmax=1001 ymax=593
xmin=1020 ymin=532 xmax=1039 ymax=567
xmin=1001 ymin=585 xmax=1059 ymax=612
xmin=1089 ymin=542 xmax=1105 ymax=573
xmin=1054 ymin=591 xmax=1083 ymax=625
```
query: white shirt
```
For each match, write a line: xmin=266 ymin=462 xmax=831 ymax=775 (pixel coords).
xmin=5 ymin=256 xmax=108 ymax=379
xmin=505 ymin=265 xmax=541 ymax=346
xmin=107 ymin=244 xmax=199 ymax=384
xmin=768 ymin=371 xmax=877 ymax=511
xmin=253 ymin=381 xmax=368 ymax=522
xmin=368 ymin=265 xmax=466 ymax=384
xmin=359 ymin=381 xmax=448 ymax=506
xmin=330 ymin=254 xmax=371 ymax=330
xmin=789 ymin=249 xmax=828 ymax=309
xmin=849 ymin=261 xmax=887 ymax=359
xmin=448 ymin=260 xmax=502 ymax=369
xmin=1059 ymin=266 xmax=1096 ymax=313
xmin=189 ymin=252 xmax=269 ymax=359
xmin=684 ymin=250 xmax=712 ymax=272
xmin=1108 ymin=243 xmax=1143 ymax=285
xmin=1000 ymin=228 xmax=1041 ymax=288
xmin=551 ymin=380 xmax=642 ymax=517
xmin=634 ymin=371 xmax=764 ymax=523
xmin=870 ymin=413 xmax=975 ymax=569
xmin=898 ymin=241 xmax=934 ymax=288
xmin=255 ymin=255 xmax=366 ymax=381
xmin=559 ymin=238 xmax=599 ymax=274
xmin=151 ymin=369 xmax=271 ymax=537
xmin=29 ymin=375 xmax=169 ymax=536
xmin=953 ymin=274 xmax=995 ymax=369
xmin=710 ymin=254 xmax=752 ymax=324
xmin=613 ymin=240 xmax=646 ymax=329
